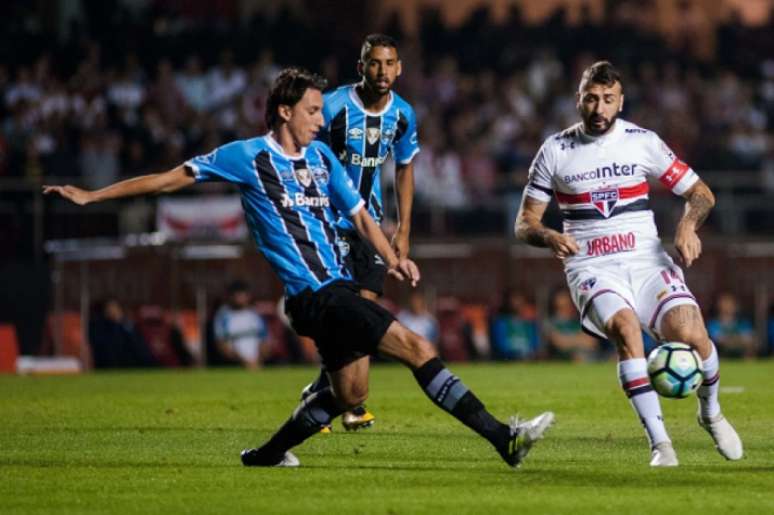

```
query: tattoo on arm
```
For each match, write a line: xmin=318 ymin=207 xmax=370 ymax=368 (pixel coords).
xmin=682 ymin=181 xmax=715 ymax=229
xmin=515 ymin=197 xmax=554 ymax=247
xmin=521 ymin=226 xmax=552 ymax=247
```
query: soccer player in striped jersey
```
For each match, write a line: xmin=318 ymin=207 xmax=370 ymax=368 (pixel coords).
xmin=45 ymin=67 xmax=553 ymax=468
xmin=301 ymin=34 xmax=420 ymax=431
xmin=515 ymin=61 xmax=742 ymax=466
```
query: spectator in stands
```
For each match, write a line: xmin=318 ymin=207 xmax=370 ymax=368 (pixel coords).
xmin=88 ymin=297 xmax=155 ymax=368
xmin=489 ymin=289 xmax=539 ymax=360
xmin=707 ymin=292 xmax=757 ymax=358
xmin=543 ymin=289 xmax=599 ymax=362
xmin=212 ymin=280 xmax=268 ymax=369
xmin=134 ymin=306 xmax=194 ymax=368
xmin=397 ymin=290 xmax=439 ymax=345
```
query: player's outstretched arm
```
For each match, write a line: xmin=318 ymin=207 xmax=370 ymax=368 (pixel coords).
xmin=515 ymin=196 xmax=579 ymax=259
xmin=391 ymin=161 xmax=415 ymax=258
xmin=42 ymin=165 xmax=196 ymax=205
xmin=675 ymin=179 xmax=715 ymax=267
xmin=351 ymin=207 xmax=420 ymax=286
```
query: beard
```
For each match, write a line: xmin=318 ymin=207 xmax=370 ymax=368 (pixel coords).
xmin=583 ymin=112 xmax=618 ymax=136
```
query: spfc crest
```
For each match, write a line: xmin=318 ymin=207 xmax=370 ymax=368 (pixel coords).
xmin=366 ymin=127 xmax=381 ymax=145
xmin=294 ymin=167 xmax=312 ymax=187
xmin=590 ymin=188 xmax=619 ymax=218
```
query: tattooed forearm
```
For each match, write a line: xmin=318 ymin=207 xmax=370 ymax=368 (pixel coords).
xmin=681 ymin=180 xmax=715 ymax=229
xmin=515 ymin=196 xmax=554 ymax=247
xmin=517 ymin=224 xmax=552 ymax=247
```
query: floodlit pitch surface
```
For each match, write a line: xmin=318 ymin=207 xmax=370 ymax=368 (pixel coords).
xmin=1 ymin=362 xmax=772 ymax=514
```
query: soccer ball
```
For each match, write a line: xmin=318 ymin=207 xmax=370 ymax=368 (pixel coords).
xmin=646 ymin=342 xmax=703 ymax=398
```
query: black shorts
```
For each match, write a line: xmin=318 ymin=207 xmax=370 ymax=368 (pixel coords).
xmin=340 ymin=230 xmax=388 ymax=296
xmin=285 ymin=281 xmax=396 ymax=371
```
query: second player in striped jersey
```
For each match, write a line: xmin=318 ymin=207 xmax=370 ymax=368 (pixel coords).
xmin=303 ymin=34 xmax=420 ymax=431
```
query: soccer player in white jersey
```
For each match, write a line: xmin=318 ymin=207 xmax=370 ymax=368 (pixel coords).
xmin=515 ymin=61 xmax=743 ymax=466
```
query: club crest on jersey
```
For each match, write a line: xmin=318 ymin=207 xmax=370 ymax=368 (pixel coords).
xmin=366 ymin=127 xmax=381 ymax=145
xmin=310 ymin=167 xmax=329 ymax=184
xmin=590 ymin=188 xmax=619 ymax=218
xmin=380 ymin=128 xmax=394 ymax=144
xmin=336 ymin=239 xmax=350 ymax=257
xmin=348 ymin=127 xmax=363 ymax=140
xmin=579 ymin=278 xmax=597 ymax=292
xmin=279 ymin=168 xmax=295 ymax=181
xmin=294 ymin=167 xmax=312 ymax=187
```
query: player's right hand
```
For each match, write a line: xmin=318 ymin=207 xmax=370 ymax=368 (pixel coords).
xmin=387 ymin=258 xmax=421 ymax=287
xmin=547 ymin=233 xmax=580 ymax=259
xmin=42 ymin=185 xmax=93 ymax=205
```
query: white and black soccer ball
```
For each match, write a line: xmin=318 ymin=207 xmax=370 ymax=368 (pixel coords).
xmin=646 ymin=342 xmax=703 ymax=399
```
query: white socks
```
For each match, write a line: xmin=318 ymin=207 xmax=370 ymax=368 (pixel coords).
xmin=698 ymin=343 xmax=721 ymax=419
xmin=618 ymin=358 xmax=670 ymax=447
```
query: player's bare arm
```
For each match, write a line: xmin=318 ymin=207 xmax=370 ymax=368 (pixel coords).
xmin=43 ymin=165 xmax=196 ymax=205
xmin=351 ymin=206 xmax=420 ymax=286
xmin=515 ymin=196 xmax=580 ymax=259
xmin=674 ymin=179 xmax=715 ymax=268
xmin=391 ymin=161 xmax=414 ymax=257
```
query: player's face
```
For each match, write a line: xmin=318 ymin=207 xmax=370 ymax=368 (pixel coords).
xmin=577 ymin=82 xmax=623 ymax=135
xmin=286 ymin=88 xmax=324 ymax=146
xmin=359 ymin=45 xmax=401 ymax=95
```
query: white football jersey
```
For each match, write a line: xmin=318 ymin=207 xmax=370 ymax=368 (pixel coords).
xmin=524 ymin=119 xmax=699 ymax=269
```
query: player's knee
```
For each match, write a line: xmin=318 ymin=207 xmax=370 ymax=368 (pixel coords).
xmin=660 ymin=306 xmax=709 ymax=346
xmin=606 ymin=310 xmax=640 ymax=343
xmin=663 ymin=322 xmax=709 ymax=348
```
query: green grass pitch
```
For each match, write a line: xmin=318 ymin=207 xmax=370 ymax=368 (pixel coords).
xmin=2 ymin=361 xmax=773 ymax=514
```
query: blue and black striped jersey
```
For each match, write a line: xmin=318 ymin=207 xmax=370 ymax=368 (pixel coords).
xmin=319 ymin=84 xmax=419 ymax=229
xmin=185 ymin=135 xmax=364 ymax=296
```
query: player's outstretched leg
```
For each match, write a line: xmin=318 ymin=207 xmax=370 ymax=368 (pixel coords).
xmin=241 ymin=387 xmax=346 ymax=467
xmin=380 ymin=322 xmax=554 ymax=468
xmin=659 ymin=306 xmax=743 ymax=461
xmin=302 ymin=366 xmax=376 ymax=432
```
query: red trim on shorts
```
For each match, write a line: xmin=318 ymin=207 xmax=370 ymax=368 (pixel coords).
xmin=648 ymin=293 xmax=697 ymax=331
xmin=555 ymin=182 xmax=649 ymax=205
xmin=659 ymin=159 xmax=690 ymax=189
xmin=580 ymin=289 xmax=635 ymax=322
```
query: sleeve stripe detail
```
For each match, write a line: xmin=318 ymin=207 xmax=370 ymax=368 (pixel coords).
xmin=348 ymin=199 xmax=365 ymax=216
xmin=397 ymin=147 xmax=420 ymax=165
xmin=183 ymin=161 xmax=205 ymax=181
xmin=528 ymin=182 xmax=553 ymax=195
xmin=659 ymin=159 xmax=690 ymax=189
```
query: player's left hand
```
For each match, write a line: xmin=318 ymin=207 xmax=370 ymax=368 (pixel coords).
xmin=675 ymin=224 xmax=702 ymax=267
xmin=387 ymin=258 xmax=421 ymax=287
xmin=42 ymin=184 xmax=93 ymax=205
xmin=391 ymin=230 xmax=410 ymax=258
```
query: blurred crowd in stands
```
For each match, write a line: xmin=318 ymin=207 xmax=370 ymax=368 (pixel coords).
xmin=3 ymin=1 xmax=774 ymax=212
xmin=78 ymin=283 xmax=773 ymax=369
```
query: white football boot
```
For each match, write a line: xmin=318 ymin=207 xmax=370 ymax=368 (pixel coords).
xmin=241 ymin=449 xmax=300 ymax=467
xmin=650 ymin=441 xmax=679 ymax=467
xmin=698 ymin=412 xmax=743 ymax=460
xmin=501 ymin=412 xmax=555 ymax=468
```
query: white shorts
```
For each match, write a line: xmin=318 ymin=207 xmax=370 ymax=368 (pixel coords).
xmin=566 ymin=251 xmax=698 ymax=341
